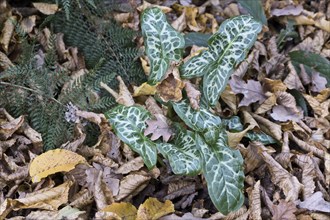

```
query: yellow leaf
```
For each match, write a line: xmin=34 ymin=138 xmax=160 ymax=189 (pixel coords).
xmin=101 ymin=202 xmax=137 ymax=220
xmin=133 ymin=82 xmax=157 ymax=97
xmin=29 ymin=149 xmax=87 ymax=183
xmin=32 ymin=2 xmax=58 ymax=15
xmin=136 ymin=198 xmax=174 ymax=220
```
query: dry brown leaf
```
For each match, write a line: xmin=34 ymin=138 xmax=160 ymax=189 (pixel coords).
xmin=136 ymin=197 xmax=174 ymax=220
xmin=325 ymin=153 xmax=330 ymax=186
xmin=293 ymin=154 xmax=316 ymax=199
xmin=95 ymin=211 xmax=121 ymax=220
xmin=137 ymin=0 xmax=172 ymax=13
xmin=115 ymin=156 xmax=144 ymax=174
xmin=0 ymin=50 xmax=13 ymax=70
xmin=156 ymin=67 xmax=184 ymax=102
xmin=172 ymin=9 xmax=187 ymax=32
xmin=255 ymin=92 xmax=277 ymax=114
xmin=69 ymin=189 xmax=93 ymax=209
xmin=227 ymin=124 xmax=255 ymax=148
xmin=0 ymin=15 xmax=16 ymax=53
xmin=21 ymin=122 xmax=42 ymax=147
xmin=165 ymin=180 xmax=196 ymax=200
xmin=29 ymin=149 xmax=87 ymax=183
xmin=311 ymin=72 xmax=327 ymax=93
xmin=315 ymin=88 xmax=330 ymax=103
xmin=229 ymin=76 xmax=267 ymax=107
xmin=272 ymin=4 xmax=303 ymax=16
xmin=115 ymin=173 xmax=151 ymax=201
xmin=303 ymin=94 xmax=330 ymax=118
xmin=140 ymin=56 xmax=150 ymax=75
xmin=247 ymin=181 xmax=262 ymax=220
xmin=144 ymin=114 xmax=173 ymax=142
xmin=100 ymin=76 xmax=134 ymax=106
xmin=145 ymin=96 xmax=163 ymax=115
xmin=288 ymin=132 xmax=324 ymax=159
xmin=239 ymin=142 xmax=268 ymax=173
xmin=298 ymin=192 xmax=330 ymax=213
xmin=220 ymin=85 xmax=239 ymax=114
xmin=16 ymin=181 xmax=73 ymax=210
xmin=101 ymin=202 xmax=137 ymax=220
xmin=0 ymin=115 xmax=24 ymax=140
xmin=255 ymin=142 xmax=303 ymax=201
xmin=133 ymin=82 xmax=157 ymax=97
xmin=20 ymin=15 xmax=36 ymax=34
xmin=210 ymin=206 xmax=248 ymax=220
xmin=252 ymin=113 xmax=282 ymax=141
xmin=223 ymin=3 xmax=240 ymax=17
xmin=270 ymin=105 xmax=303 ymax=122
xmin=263 ymin=78 xmax=287 ymax=93
xmin=233 ymin=49 xmax=258 ymax=78
xmin=284 ymin=62 xmax=305 ymax=92
xmin=93 ymin=170 xmax=114 ymax=210
xmin=32 ymin=2 xmax=58 ymax=15
xmin=270 ymin=200 xmax=297 ymax=220
xmin=184 ymin=80 xmax=201 ymax=110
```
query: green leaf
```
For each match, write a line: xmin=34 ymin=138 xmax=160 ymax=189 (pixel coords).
xmin=172 ymin=99 xmax=221 ymax=132
xmin=237 ymin=0 xmax=267 ymax=25
xmin=196 ymin=131 xmax=245 ymax=215
xmin=245 ymin=131 xmax=277 ymax=145
xmin=290 ymin=50 xmax=330 ymax=86
xmin=157 ymin=129 xmax=201 ymax=175
xmin=289 ymin=89 xmax=308 ymax=116
xmin=184 ymin=32 xmax=211 ymax=48
xmin=180 ymin=15 xmax=262 ymax=106
xmin=105 ymin=105 xmax=157 ymax=169
xmin=141 ymin=7 xmax=185 ymax=84
xmin=222 ymin=116 xmax=244 ymax=132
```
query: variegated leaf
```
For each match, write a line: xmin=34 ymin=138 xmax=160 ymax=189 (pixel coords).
xmin=222 ymin=116 xmax=244 ymax=132
xmin=196 ymin=131 xmax=245 ymax=215
xmin=245 ymin=131 xmax=277 ymax=145
xmin=157 ymin=129 xmax=201 ymax=175
xmin=105 ymin=105 xmax=157 ymax=169
xmin=180 ymin=15 xmax=262 ymax=106
xmin=172 ymin=99 xmax=221 ymax=132
xmin=141 ymin=7 xmax=185 ymax=84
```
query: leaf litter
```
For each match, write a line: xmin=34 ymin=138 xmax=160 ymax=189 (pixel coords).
xmin=0 ymin=0 xmax=330 ymax=219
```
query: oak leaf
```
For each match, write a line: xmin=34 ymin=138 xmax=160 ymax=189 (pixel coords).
xmin=229 ymin=76 xmax=267 ymax=107
xmin=144 ymin=114 xmax=173 ymax=142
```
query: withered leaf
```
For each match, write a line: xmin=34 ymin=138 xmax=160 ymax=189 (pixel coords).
xmin=101 ymin=202 xmax=137 ymax=220
xmin=270 ymin=105 xmax=303 ymax=122
xmin=298 ymin=192 xmax=330 ymax=213
xmin=271 ymin=4 xmax=303 ymax=16
xmin=184 ymin=80 xmax=201 ymax=110
xmin=229 ymin=76 xmax=267 ymax=107
xmin=311 ymin=72 xmax=327 ymax=93
xmin=248 ymin=181 xmax=262 ymax=220
xmin=144 ymin=114 xmax=173 ymax=142
xmin=136 ymin=197 xmax=174 ymax=220
xmin=156 ymin=67 xmax=184 ymax=102
xmin=270 ymin=200 xmax=297 ymax=220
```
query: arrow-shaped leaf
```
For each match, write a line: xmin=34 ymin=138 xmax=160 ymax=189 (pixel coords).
xmin=105 ymin=105 xmax=157 ymax=169
xmin=141 ymin=7 xmax=185 ymax=85
xmin=172 ymin=99 xmax=221 ymax=132
xmin=196 ymin=131 xmax=245 ymax=215
xmin=180 ymin=15 xmax=262 ymax=106
xmin=157 ymin=129 xmax=201 ymax=175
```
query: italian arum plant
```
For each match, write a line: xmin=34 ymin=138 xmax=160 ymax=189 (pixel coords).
xmin=106 ymin=8 xmax=263 ymax=215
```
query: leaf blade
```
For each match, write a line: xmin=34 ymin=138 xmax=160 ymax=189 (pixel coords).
xmin=105 ymin=105 xmax=157 ymax=169
xmin=141 ymin=7 xmax=185 ymax=84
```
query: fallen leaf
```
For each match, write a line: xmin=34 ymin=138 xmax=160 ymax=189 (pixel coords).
xmin=298 ymin=192 xmax=330 ymax=213
xmin=136 ymin=197 xmax=175 ymax=220
xmin=93 ymin=169 xmax=114 ymax=210
xmin=101 ymin=202 xmax=137 ymax=220
xmin=263 ymin=78 xmax=287 ymax=93
xmin=227 ymin=124 xmax=255 ymax=148
xmin=255 ymin=92 xmax=276 ymax=114
xmin=0 ymin=50 xmax=13 ymax=70
xmin=100 ymin=76 xmax=135 ymax=106
xmin=247 ymin=181 xmax=262 ymax=220
xmin=0 ymin=16 xmax=16 ymax=53
xmin=271 ymin=4 xmax=303 ymax=16
xmin=270 ymin=200 xmax=297 ymax=220
xmin=284 ymin=62 xmax=305 ymax=92
xmin=156 ymin=67 xmax=184 ymax=102
xmin=16 ymin=181 xmax=73 ymax=210
xmin=303 ymin=94 xmax=329 ymax=118
xmin=0 ymin=115 xmax=24 ymax=140
xmin=184 ymin=80 xmax=201 ymax=110
xmin=29 ymin=149 xmax=87 ymax=183
xmin=311 ymin=72 xmax=327 ymax=93
xmin=133 ymin=82 xmax=157 ymax=97
xmin=115 ymin=156 xmax=144 ymax=174
xmin=172 ymin=9 xmax=187 ymax=32
xmin=255 ymin=142 xmax=303 ymax=201
xmin=20 ymin=15 xmax=36 ymax=34
xmin=115 ymin=173 xmax=151 ymax=201
xmin=229 ymin=76 xmax=267 ymax=107
xmin=32 ymin=2 xmax=58 ymax=15
xmin=270 ymin=105 xmax=303 ymax=122
xmin=137 ymin=0 xmax=172 ymax=13
xmin=220 ymin=85 xmax=239 ymax=114
xmin=144 ymin=114 xmax=173 ymax=142
xmin=252 ymin=113 xmax=282 ymax=141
